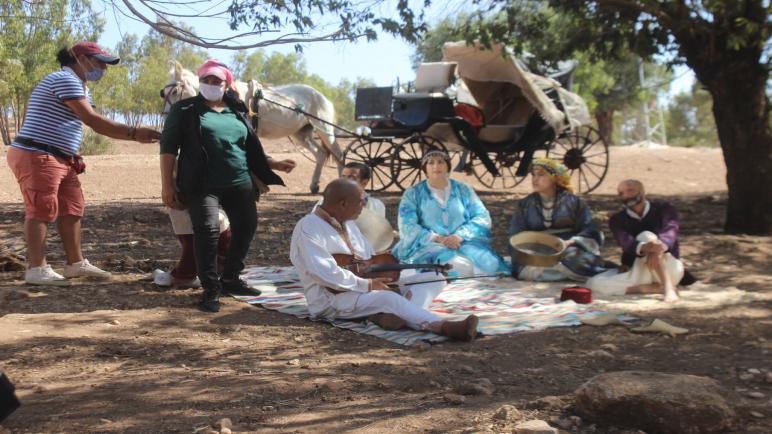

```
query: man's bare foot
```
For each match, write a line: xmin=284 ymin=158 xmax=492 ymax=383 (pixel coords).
xmin=625 ymin=283 xmax=662 ymax=294
xmin=663 ymin=287 xmax=679 ymax=303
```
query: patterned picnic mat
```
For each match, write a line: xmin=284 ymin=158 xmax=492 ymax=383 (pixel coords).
xmin=234 ymin=266 xmax=609 ymax=346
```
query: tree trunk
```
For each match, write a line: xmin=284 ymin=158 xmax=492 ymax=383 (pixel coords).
xmin=701 ymin=65 xmax=772 ymax=234
xmin=595 ymin=110 xmax=615 ymax=146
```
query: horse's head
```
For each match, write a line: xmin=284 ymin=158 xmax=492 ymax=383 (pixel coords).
xmin=160 ymin=60 xmax=199 ymax=115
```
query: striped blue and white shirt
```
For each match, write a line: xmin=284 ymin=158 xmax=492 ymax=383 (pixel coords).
xmin=11 ymin=67 xmax=93 ymax=156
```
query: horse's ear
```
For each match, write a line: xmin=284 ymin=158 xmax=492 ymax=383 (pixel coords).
xmin=174 ymin=61 xmax=183 ymax=81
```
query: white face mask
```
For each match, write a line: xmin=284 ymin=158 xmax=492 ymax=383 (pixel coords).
xmin=199 ymin=83 xmax=224 ymax=102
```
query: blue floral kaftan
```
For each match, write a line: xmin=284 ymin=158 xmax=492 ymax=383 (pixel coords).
xmin=392 ymin=179 xmax=508 ymax=273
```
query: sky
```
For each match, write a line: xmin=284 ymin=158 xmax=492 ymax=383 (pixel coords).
xmin=97 ymin=1 xmax=695 ymax=95
xmin=99 ymin=1 xmax=433 ymax=88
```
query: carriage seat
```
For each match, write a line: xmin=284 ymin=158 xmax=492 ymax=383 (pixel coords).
xmin=393 ymin=92 xmax=448 ymax=100
xmin=392 ymin=62 xmax=458 ymax=100
xmin=477 ymin=125 xmax=524 ymax=143
xmin=414 ymin=62 xmax=457 ymax=93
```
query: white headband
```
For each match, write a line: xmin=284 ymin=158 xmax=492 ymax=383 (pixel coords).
xmin=421 ymin=149 xmax=450 ymax=166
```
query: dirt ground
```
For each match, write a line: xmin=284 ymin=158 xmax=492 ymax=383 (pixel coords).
xmin=0 ymin=141 xmax=770 ymax=434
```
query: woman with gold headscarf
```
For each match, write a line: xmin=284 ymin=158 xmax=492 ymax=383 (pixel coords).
xmin=508 ymin=158 xmax=606 ymax=281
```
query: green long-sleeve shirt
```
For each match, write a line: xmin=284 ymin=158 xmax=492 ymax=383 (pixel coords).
xmin=161 ymin=104 xmax=251 ymax=189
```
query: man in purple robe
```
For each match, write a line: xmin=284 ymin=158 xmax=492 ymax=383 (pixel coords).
xmin=589 ymin=180 xmax=695 ymax=303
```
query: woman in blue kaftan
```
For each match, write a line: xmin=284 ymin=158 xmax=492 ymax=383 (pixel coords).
xmin=391 ymin=150 xmax=508 ymax=275
xmin=508 ymin=158 xmax=606 ymax=281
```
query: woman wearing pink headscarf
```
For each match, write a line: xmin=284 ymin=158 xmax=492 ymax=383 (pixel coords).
xmin=159 ymin=59 xmax=296 ymax=312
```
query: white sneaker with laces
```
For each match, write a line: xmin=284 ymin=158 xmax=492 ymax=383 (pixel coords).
xmin=152 ymin=269 xmax=173 ymax=287
xmin=25 ymin=265 xmax=71 ymax=287
xmin=63 ymin=259 xmax=111 ymax=280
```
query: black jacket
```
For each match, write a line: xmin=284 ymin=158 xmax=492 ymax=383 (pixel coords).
xmin=173 ymin=91 xmax=284 ymax=199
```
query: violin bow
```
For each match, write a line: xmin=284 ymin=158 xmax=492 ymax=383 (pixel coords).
xmin=387 ymin=272 xmax=508 ymax=289
xmin=366 ymin=261 xmax=451 ymax=274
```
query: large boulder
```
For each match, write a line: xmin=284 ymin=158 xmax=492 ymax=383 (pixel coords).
xmin=574 ymin=371 xmax=736 ymax=434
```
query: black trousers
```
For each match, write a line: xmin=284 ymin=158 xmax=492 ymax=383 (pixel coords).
xmin=187 ymin=182 xmax=257 ymax=291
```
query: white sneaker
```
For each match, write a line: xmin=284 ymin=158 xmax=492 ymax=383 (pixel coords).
xmin=152 ymin=269 xmax=173 ymax=287
xmin=152 ymin=269 xmax=200 ymax=288
xmin=25 ymin=265 xmax=71 ymax=287
xmin=63 ymin=259 xmax=111 ymax=280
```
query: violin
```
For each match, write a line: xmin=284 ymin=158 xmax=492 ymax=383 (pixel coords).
xmin=327 ymin=253 xmax=451 ymax=294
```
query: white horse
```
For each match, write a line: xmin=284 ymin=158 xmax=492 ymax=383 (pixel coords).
xmin=160 ymin=61 xmax=343 ymax=194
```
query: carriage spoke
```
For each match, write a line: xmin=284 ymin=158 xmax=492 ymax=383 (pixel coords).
xmin=556 ymin=140 xmax=572 ymax=152
xmin=579 ymin=169 xmax=593 ymax=194
xmin=411 ymin=169 xmax=422 ymax=186
xmin=372 ymin=167 xmax=390 ymax=188
xmin=584 ymin=160 xmax=607 ymax=167
xmin=583 ymin=162 xmax=601 ymax=179
xmin=580 ymin=137 xmax=603 ymax=152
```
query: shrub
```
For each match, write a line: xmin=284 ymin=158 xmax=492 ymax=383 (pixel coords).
xmin=80 ymin=128 xmax=115 ymax=155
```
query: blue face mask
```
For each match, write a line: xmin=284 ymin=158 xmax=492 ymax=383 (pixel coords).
xmin=77 ymin=56 xmax=105 ymax=82
xmin=85 ymin=67 xmax=105 ymax=82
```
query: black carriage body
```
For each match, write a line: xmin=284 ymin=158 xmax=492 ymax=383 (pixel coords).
xmin=355 ymin=87 xmax=455 ymax=135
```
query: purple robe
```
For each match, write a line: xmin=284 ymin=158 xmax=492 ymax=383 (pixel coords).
xmin=608 ymin=200 xmax=680 ymax=267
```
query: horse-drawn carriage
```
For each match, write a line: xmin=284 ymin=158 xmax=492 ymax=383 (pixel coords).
xmin=343 ymin=41 xmax=609 ymax=194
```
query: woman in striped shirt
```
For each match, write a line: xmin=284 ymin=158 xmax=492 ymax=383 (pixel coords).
xmin=7 ymin=41 xmax=161 ymax=286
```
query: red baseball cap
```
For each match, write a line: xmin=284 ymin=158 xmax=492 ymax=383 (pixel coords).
xmin=70 ymin=41 xmax=120 ymax=65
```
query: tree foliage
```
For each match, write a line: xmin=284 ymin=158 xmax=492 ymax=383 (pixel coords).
xmin=666 ymin=83 xmax=719 ymax=148
xmin=0 ymin=0 xmax=103 ymax=145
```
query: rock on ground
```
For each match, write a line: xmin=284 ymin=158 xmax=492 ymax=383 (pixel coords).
xmin=574 ymin=371 xmax=736 ymax=434
xmin=525 ymin=395 xmax=567 ymax=410
xmin=492 ymin=404 xmax=521 ymax=422
xmin=514 ymin=419 xmax=558 ymax=434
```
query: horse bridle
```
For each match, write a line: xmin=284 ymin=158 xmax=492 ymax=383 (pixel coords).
xmin=159 ymin=82 xmax=185 ymax=115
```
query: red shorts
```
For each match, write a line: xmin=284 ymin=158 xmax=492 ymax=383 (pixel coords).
xmin=7 ymin=146 xmax=85 ymax=222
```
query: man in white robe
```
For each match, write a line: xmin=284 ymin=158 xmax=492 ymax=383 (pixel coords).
xmin=315 ymin=162 xmax=395 ymax=252
xmin=291 ymin=178 xmax=479 ymax=341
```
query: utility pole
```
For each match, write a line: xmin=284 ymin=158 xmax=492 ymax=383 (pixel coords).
xmin=638 ymin=57 xmax=652 ymax=142
xmin=638 ymin=57 xmax=667 ymax=145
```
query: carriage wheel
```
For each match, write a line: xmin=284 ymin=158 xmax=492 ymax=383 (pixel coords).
xmin=391 ymin=135 xmax=444 ymax=191
xmin=546 ymin=126 xmax=609 ymax=194
xmin=470 ymin=152 xmax=529 ymax=190
xmin=342 ymin=138 xmax=395 ymax=192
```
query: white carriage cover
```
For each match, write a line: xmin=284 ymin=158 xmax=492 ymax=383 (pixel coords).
xmin=441 ymin=41 xmax=591 ymax=132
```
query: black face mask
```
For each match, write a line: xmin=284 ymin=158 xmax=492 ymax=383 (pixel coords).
xmin=622 ymin=193 xmax=642 ymax=208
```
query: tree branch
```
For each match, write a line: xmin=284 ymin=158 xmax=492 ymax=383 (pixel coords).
xmin=119 ymin=0 xmax=362 ymax=49
xmin=593 ymin=0 xmax=679 ymax=30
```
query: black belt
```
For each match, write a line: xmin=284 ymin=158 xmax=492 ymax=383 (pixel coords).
xmin=13 ymin=136 xmax=73 ymax=159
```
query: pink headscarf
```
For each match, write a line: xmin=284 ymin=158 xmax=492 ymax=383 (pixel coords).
xmin=196 ymin=59 xmax=233 ymax=86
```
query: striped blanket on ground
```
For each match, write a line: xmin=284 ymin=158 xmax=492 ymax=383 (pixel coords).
xmin=235 ymin=266 xmax=609 ymax=346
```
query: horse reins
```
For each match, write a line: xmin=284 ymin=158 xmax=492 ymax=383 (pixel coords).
xmin=251 ymin=88 xmax=359 ymax=138
xmin=159 ymin=83 xmax=184 ymax=115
